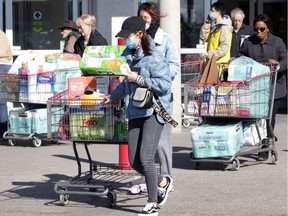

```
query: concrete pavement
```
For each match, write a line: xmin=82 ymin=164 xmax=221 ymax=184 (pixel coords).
xmin=0 ymin=113 xmax=287 ymax=216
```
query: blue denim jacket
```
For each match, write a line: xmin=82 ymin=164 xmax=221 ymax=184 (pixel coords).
xmin=109 ymin=37 xmax=171 ymax=124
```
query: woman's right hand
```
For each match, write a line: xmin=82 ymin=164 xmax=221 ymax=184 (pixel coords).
xmin=268 ymin=58 xmax=279 ymax=66
xmin=126 ymin=71 xmax=138 ymax=83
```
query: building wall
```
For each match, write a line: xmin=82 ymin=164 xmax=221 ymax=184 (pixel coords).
xmin=94 ymin=0 xmax=138 ymax=45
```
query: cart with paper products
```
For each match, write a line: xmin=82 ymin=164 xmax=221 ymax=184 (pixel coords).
xmin=181 ymin=55 xmax=204 ymax=127
xmin=185 ymin=56 xmax=279 ymax=170
xmin=0 ymin=52 xmax=82 ymax=147
xmin=49 ymin=45 xmax=153 ymax=207
xmin=48 ymin=87 xmax=151 ymax=207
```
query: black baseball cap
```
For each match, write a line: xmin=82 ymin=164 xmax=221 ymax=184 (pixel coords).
xmin=115 ymin=16 xmax=145 ymax=38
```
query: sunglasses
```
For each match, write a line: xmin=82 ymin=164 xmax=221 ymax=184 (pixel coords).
xmin=253 ymin=27 xmax=266 ymax=32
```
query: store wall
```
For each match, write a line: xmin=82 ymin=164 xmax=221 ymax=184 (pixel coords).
xmin=94 ymin=0 xmax=138 ymax=45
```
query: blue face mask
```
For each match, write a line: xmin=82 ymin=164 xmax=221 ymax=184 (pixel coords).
xmin=125 ymin=35 xmax=139 ymax=49
xmin=208 ymin=11 xmax=215 ymax=21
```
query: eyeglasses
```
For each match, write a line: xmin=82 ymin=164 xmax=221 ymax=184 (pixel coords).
xmin=253 ymin=27 xmax=266 ymax=32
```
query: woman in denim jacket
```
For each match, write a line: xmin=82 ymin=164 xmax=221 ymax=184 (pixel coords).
xmin=105 ymin=16 xmax=171 ymax=216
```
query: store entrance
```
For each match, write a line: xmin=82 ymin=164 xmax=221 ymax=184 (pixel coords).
xmin=11 ymin=0 xmax=74 ymax=50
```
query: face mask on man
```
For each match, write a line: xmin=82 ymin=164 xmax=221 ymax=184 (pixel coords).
xmin=125 ymin=34 xmax=139 ymax=49
xmin=208 ymin=11 xmax=215 ymax=21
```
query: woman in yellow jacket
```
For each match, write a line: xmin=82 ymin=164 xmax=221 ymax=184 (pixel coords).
xmin=200 ymin=2 xmax=233 ymax=64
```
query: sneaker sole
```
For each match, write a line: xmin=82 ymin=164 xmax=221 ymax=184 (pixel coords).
xmin=138 ymin=212 xmax=158 ymax=216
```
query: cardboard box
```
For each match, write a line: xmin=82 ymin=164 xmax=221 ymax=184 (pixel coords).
xmin=69 ymin=106 xmax=113 ymax=140
xmin=68 ymin=77 xmax=97 ymax=100
xmin=68 ymin=76 xmax=111 ymax=101
xmin=215 ymin=85 xmax=236 ymax=116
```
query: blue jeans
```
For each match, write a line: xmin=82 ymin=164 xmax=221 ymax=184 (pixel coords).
xmin=128 ymin=113 xmax=164 ymax=203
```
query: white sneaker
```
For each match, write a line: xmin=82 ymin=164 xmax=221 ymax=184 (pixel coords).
xmin=137 ymin=203 xmax=159 ymax=216
xmin=129 ymin=183 xmax=147 ymax=194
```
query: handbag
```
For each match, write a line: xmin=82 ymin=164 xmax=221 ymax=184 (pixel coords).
xmin=132 ymin=78 xmax=178 ymax=127
xmin=132 ymin=87 xmax=154 ymax=109
xmin=132 ymin=79 xmax=153 ymax=109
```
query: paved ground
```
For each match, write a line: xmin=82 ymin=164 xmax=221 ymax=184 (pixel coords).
xmin=0 ymin=113 xmax=287 ymax=216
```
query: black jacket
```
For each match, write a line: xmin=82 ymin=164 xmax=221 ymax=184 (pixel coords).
xmin=230 ymin=24 xmax=254 ymax=57
xmin=74 ymin=29 xmax=108 ymax=56
xmin=239 ymin=33 xmax=287 ymax=99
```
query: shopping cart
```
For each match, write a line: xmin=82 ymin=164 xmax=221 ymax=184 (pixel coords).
xmin=184 ymin=67 xmax=278 ymax=171
xmin=1 ymin=67 xmax=82 ymax=147
xmin=47 ymin=90 xmax=151 ymax=207
xmin=181 ymin=59 xmax=203 ymax=127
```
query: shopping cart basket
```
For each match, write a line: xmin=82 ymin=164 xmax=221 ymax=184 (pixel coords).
xmin=1 ymin=67 xmax=82 ymax=147
xmin=184 ymin=69 xmax=279 ymax=170
xmin=47 ymin=90 xmax=156 ymax=207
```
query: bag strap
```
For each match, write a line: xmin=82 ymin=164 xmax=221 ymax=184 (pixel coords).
xmin=152 ymin=93 xmax=179 ymax=128
xmin=142 ymin=78 xmax=178 ymax=127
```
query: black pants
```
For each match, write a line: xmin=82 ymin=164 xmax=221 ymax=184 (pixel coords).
xmin=267 ymin=98 xmax=284 ymax=137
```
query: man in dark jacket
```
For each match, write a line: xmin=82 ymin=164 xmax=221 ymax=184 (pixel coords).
xmin=230 ymin=7 xmax=254 ymax=57
xmin=74 ymin=14 xmax=108 ymax=56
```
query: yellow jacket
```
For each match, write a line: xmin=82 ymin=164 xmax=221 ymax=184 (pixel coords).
xmin=200 ymin=15 xmax=233 ymax=63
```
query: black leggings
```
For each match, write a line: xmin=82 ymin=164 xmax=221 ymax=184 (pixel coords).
xmin=267 ymin=98 xmax=284 ymax=137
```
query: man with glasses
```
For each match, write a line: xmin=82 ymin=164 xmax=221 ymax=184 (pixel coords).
xmin=230 ymin=8 xmax=253 ymax=58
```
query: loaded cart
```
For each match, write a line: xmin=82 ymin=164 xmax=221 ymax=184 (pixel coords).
xmin=47 ymin=87 xmax=149 ymax=207
xmin=0 ymin=63 xmax=82 ymax=147
xmin=184 ymin=62 xmax=279 ymax=171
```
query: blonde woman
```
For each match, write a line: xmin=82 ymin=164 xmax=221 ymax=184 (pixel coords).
xmin=74 ymin=14 xmax=108 ymax=56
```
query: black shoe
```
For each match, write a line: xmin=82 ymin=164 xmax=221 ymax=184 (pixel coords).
xmin=157 ymin=176 xmax=173 ymax=206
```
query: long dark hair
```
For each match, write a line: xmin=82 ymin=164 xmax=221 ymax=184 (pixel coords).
xmin=253 ymin=14 xmax=273 ymax=32
xmin=137 ymin=2 xmax=166 ymax=26
xmin=140 ymin=31 xmax=152 ymax=55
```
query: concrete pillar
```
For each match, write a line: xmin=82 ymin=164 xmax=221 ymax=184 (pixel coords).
xmin=159 ymin=0 xmax=182 ymax=133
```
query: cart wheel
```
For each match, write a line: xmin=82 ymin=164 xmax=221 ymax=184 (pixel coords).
xmin=107 ymin=191 xmax=117 ymax=208
xmin=51 ymin=139 xmax=58 ymax=144
xmin=232 ymin=158 xmax=240 ymax=171
xmin=190 ymin=152 xmax=195 ymax=160
xmin=190 ymin=152 xmax=200 ymax=169
xmin=59 ymin=194 xmax=69 ymax=206
xmin=182 ymin=119 xmax=190 ymax=128
xmin=271 ymin=151 xmax=278 ymax=164
xmin=194 ymin=162 xmax=200 ymax=170
xmin=33 ymin=137 xmax=41 ymax=147
xmin=8 ymin=139 xmax=16 ymax=146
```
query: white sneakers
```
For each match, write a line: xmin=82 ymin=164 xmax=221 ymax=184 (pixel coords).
xmin=130 ymin=183 xmax=147 ymax=194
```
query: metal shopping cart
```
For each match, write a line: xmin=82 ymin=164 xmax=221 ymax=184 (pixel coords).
xmin=181 ymin=58 xmax=203 ymax=128
xmin=184 ymin=67 xmax=279 ymax=171
xmin=47 ymin=90 xmax=152 ymax=207
xmin=0 ymin=67 xmax=82 ymax=147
